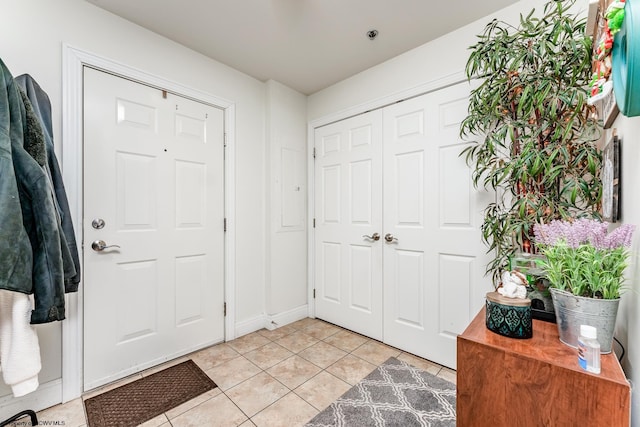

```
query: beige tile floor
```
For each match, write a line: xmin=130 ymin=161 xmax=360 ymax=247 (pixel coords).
xmin=28 ymin=318 xmax=456 ymax=427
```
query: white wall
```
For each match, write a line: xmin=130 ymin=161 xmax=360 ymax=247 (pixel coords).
xmin=611 ymin=113 xmax=640 ymax=426
xmin=0 ymin=0 xmax=269 ymax=405
xmin=265 ymin=81 xmax=308 ymax=322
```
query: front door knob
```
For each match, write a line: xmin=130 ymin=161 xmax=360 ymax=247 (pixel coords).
xmin=91 ymin=240 xmax=121 ymax=252
xmin=362 ymin=233 xmax=380 ymax=241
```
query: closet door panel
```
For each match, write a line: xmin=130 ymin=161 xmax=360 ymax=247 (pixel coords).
xmin=382 ymin=82 xmax=493 ymax=369
xmin=321 ymin=242 xmax=342 ymax=302
xmin=314 ymin=110 xmax=383 ymax=340
xmin=320 ymin=164 xmax=341 ymax=223
xmin=349 ymin=159 xmax=373 ymax=224
xmin=439 ymin=254 xmax=473 ymax=336
xmin=440 ymin=145 xmax=472 ymax=225
xmin=392 ymin=249 xmax=425 ymax=328
xmin=395 ymin=151 xmax=424 ymax=226
xmin=349 ymin=245 xmax=374 ymax=312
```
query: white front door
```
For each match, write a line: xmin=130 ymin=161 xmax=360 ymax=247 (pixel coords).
xmin=382 ymin=83 xmax=493 ymax=369
xmin=83 ymin=68 xmax=225 ymax=390
xmin=314 ymin=110 xmax=383 ymax=340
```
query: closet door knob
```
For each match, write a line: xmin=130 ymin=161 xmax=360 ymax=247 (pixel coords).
xmin=362 ymin=233 xmax=380 ymax=241
xmin=91 ymin=240 xmax=121 ymax=252
xmin=384 ymin=233 xmax=398 ymax=243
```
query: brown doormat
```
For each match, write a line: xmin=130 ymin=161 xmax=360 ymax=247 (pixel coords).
xmin=84 ymin=359 xmax=217 ymax=426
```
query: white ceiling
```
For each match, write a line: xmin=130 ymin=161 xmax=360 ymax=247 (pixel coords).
xmin=86 ymin=0 xmax=519 ymax=95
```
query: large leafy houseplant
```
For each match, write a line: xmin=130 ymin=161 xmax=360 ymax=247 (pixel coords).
xmin=460 ymin=0 xmax=603 ymax=285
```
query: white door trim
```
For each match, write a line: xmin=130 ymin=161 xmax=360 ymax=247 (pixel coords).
xmin=306 ymin=70 xmax=466 ymax=320
xmin=61 ymin=44 xmax=236 ymax=401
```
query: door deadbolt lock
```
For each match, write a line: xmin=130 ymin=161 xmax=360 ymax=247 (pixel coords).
xmin=92 ymin=218 xmax=106 ymax=229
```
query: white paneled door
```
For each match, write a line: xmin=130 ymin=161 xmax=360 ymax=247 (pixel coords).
xmin=314 ymin=82 xmax=492 ymax=369
xmin=382 ymin=84 xmax=493 ymax=368
xmin=314 ymin=110 xmax=384 ymax=340
xmin=83 ymin=68 xmax=225 ymax=390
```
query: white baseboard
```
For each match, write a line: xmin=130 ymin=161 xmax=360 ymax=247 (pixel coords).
xmin=266 ymin=304 xmax=309 ymax=330
xmin=233 ymin=304 xmax=309 ymax=337
xmin=234 ymin=314 xmax=267 ymax=338
xmin=0 ymin=379 xmax=62 ymax=416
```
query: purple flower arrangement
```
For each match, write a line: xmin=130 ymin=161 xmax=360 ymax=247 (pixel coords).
xmin=533 ymin=219 xmax=635 ymax=299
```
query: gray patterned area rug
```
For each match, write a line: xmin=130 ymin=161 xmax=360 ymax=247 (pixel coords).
xmin=306 ymin=357 xmax=456 ymax=427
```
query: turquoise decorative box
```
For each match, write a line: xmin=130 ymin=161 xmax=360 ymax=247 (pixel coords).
xmin=485 ymin=291 xmax=533 ymax=339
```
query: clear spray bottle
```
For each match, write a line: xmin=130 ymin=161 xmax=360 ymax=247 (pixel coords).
xmin=578 ymin=324 xmax=601 ymax=374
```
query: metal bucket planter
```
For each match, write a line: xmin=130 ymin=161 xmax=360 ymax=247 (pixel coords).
xmin=550 ymin=288 xmax=620 ymax=354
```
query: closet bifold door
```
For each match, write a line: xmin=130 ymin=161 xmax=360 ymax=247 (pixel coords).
xmin=313 ymin=81 xmax=492 ymax=369
xmin=313 ymin=110 xmax=384 ymax=340
xmin=381 ymin=82 xmax=493 ymax=369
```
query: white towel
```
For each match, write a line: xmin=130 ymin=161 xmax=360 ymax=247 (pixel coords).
xmin=0 ymin=290 xmax=41 ymax=397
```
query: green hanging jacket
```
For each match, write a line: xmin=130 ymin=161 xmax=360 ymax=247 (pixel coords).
xmin=0 ymin=58 xmax=66 ymax=323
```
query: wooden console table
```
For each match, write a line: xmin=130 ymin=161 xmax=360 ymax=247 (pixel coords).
xmin=457 ymin=307 xmax=631 ymax=426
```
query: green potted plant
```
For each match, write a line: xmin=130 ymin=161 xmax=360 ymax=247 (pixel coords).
xmin=460 ymin=0 xmax=603 ymax=288
xmin=534 ymin=219 xmax=635 ymax=352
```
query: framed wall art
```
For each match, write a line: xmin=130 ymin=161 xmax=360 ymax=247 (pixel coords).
xmin=601 ymin=133 xmax=621 ymax=222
